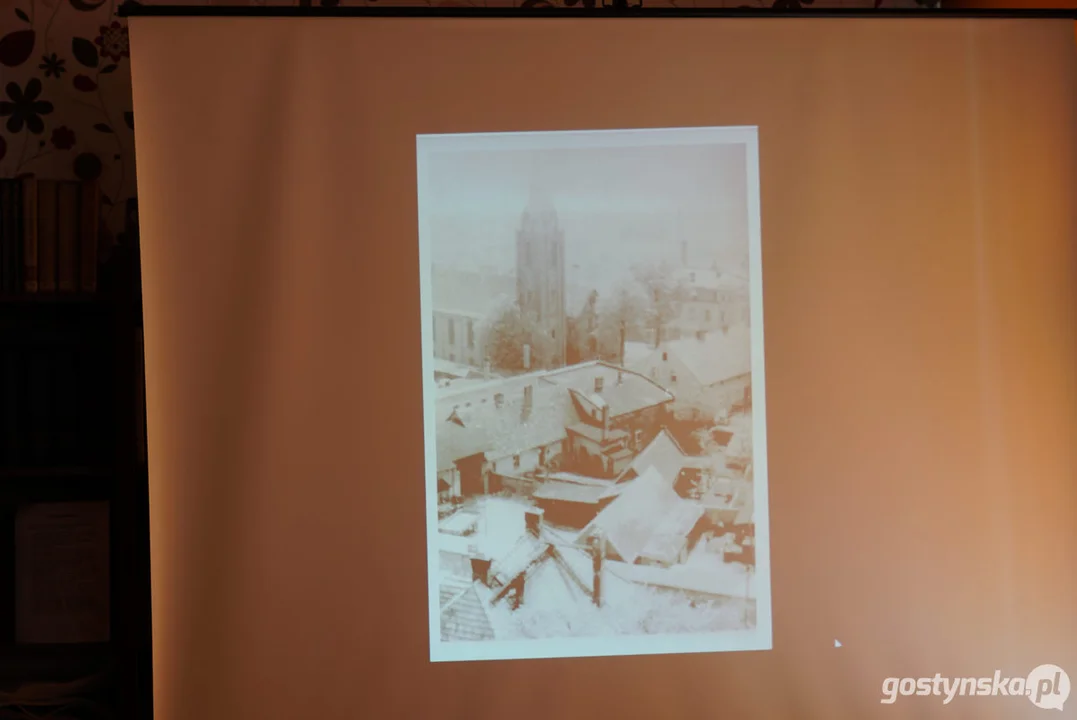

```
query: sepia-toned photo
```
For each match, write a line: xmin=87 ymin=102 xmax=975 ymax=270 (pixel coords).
xmin=418 ymin=127 xmax=771 ymax=663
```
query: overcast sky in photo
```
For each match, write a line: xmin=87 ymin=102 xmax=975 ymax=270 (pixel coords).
xmin=422 ymin=137 xmax=752 ymax=300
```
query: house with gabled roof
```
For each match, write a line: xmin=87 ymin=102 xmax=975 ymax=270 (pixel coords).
xmin=625 ymin=325 xmax=752 ymax=423
xmin=431 ymin=267 xmax=516 ymax=370
xmin=438 ymin=498 xmax=609 ymax=641
xmin=437 ymin=495 xmax=752 ymax=642
xmin=434 ymin=361 xmax=673 ymax=502
xmin=616 ymin=428 xmax=706 ymax=484
xmin=439 ymin=576 xmax=496 ymax=642
xmin=531 ymin=472 xmax=622 ymax=528
xmin=669 ymin=266 xmax=751 ymax=339
xmin=528 ymin=429 xmax=717 ymax=534
xmin=576 ymin=466 xmax=706 ymax=568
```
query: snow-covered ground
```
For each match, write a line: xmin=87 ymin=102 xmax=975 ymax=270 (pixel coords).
xmin=487 ymin=564 xmax=753 ymax=640
xmin=437 ymin=441 xmax=758 ymax=642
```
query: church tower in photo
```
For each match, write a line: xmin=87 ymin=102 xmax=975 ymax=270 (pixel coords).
xmin=515 ymin=180 xmax=567 ymax=368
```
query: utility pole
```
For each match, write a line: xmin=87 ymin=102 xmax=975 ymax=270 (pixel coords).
xmin=743 ymin=566 xmax=752 ymax=627
xmin=590 ymin=534 xmax=605 ymax=608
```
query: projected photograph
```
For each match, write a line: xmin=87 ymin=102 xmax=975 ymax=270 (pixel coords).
xmin=418 ymin=127 xmax=770 ymax=662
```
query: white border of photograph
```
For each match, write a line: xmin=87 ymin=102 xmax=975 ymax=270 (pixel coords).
xmin=417 ymin=125 xmax=771 ymax=663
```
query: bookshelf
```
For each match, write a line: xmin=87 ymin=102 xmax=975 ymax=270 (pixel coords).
xmin=0 ymin=180 xmax=150 ymax=720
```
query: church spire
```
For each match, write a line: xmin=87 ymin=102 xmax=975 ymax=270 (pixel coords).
xmin=525 ymin=155 xmax=556 ymax=217
xmin=677 ymin=210 xmax=688 ymax=267
xmin=527 ymin=181 xmax=555 ymax=216
xmin=516 ymin=152 xmax=566 ymax=368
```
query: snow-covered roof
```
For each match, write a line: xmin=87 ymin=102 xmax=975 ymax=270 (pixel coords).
xmin=432 ymin=357 xmax=482 ymax=379
xmin=578 ymin=466 xmax=704 ymax=565
xmin=546 ymin=472 xmax=611 ymax=486
xmin=489 ymin=534 xmax=549 ymax=591
xmin=618 ymin=429 xmax=705 ymax=485
xmin=435 ymin=362 xmax=673 ymax=471
xmin=565 ymin=422 xmax=628 ymax=445
xmin=440 ymin=577 xmax=496 ymax=641
xmin=533 ymin=479 xmax=620 ymax=505
xmin=734 ymin=487 xmax=754 ymax=526
xmin=673 ymin=267 xmax=749 ymax=294
xmin=436 ymin=377 xmax=572 ymax=471
xmin=554 ymin=364 xmax=672 ymax=418
xmin=608 ymin=553 xmax=756 ymax=599
xmin=660 ymin=326 xmax=751 ymax=387
xmin=622 ymin=341 xmax=655 ymax=369
xmin=440 ymin=497 xmax=532 ymax=563
xmin=726 ymin=430 xmax=752 ymax=461
xmin=432 ymin=266 xmax=515 ymax=320
xmin=439 ymin=510 xmax=479 ymax=536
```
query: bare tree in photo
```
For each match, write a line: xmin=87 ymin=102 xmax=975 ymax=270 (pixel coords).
xmin=593 ymin=282 xmax=648 ymax=364
xmin=485 ymin=303 xmax=558 ymax=373
xmin=632 ymin=263 xmax=688 ymax=347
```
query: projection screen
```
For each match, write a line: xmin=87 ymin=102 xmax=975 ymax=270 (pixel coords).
xmin=127 ymin=12 xmax=1077 ymax=720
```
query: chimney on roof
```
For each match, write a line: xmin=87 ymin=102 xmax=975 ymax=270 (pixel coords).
xmin=523 ymin=343 xmax=532 ymax=371
xmin=617 ymin=370 xmax=624 ymax=385
xmin=494 ymin=392 xmax=504 ymax=409
xmin=590 ymin=534 xmax=604 ymax=608
xmin=619 ymin=321 xmax=626 ymax=367
xmin=696 ymin=330 xmax=706 ymax=341
xmin=594 ymin=376 xmax=604 ymax=394
xmin=470 ymin=556 xmax=493 ymax=587
xmin=525 ymin=508 xmax=543 ymax=539
xmin=508 ymin=576 xmax=525 ymax=610
xmin=522 ymin=384 xmax=533 ymax=419
xmin=600 ymin=403 xmax=610 ymax=443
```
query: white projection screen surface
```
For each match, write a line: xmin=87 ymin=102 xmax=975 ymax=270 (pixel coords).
xmin=128 ymin=14 xmax=1077 ymax=720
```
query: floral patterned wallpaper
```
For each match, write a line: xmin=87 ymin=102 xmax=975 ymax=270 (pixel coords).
xmin=0 ymin=0 xmax=925 ymax=236
xmin=1 ymin=0 xmax=132 ymax=234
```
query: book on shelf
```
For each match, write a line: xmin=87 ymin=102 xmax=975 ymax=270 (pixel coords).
xmin=1 ymin=345 xmax=19 ymax=465
xmin=36 ymin=180 xmax=57 ymax=293
xmin=15 ymin=501 xmax=111 ymax=645
xmin=0 ymin=325 xmax=109 ymax=470
xmin=0 ymin=178 xmax=101 ymax=296
xmin=56 ymin=182 xmax=79 ymax=293
xmin=0 ymin=180 xmax=22 ymax=294
xmin=80 ymin=181 xmax=99 ymax=293
xmin=23 ymin=177 xmax=37 ymax=293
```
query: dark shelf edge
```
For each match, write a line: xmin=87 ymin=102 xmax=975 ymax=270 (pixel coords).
xmin=0 ymin=469 xmax=118 ymax=503
xmin=0 ymin=467 xmax=115 ymax=481
xmin=0 ymin=294 xmax=101 ymax=306
xmin=118 ymin=5 xmax=1077 ymax=19
xmin=0 ymin=642 xmax=115 ymax=681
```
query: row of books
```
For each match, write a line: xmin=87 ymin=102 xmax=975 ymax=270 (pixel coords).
xmin=0 ymin=178 xmax=100 ymax=295
xmin=15 ymin=501 xmax=111 ymax=645
xmin=0 ymin=341 xmax=110 ymax=468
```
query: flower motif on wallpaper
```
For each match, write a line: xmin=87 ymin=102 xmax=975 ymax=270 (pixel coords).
xmin=50 ymin=125 xmax=76 ymax=150
xmin=71 ymin=34 xmax=120 ymax=92
xmin=95 ymin=21 xmax=129 ymax=64
xmin=39 ymin=52 xmax=67 ymax=78
xmin=0 ymin=79 xmax=54 ymax=135
xmin=0 ymin=2 xmax=135 ymax=231
xmin=0 ymin=27 xmax=36 ymax=68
